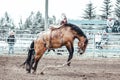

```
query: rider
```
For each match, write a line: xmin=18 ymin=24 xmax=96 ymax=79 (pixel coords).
xmin=49 ymin=13 xmax=67 ymax=30
xmin=60 ymin=13 xmax=67 ymax=25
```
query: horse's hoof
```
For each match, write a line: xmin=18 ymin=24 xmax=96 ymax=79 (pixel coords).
xmin=67 ymin=62 xmax=71 ymax=66
xmin=32 ymin=72 xmax=36 ymax=75
xmin=40 ymin=72 xmax=44 ymax=75
xmin=26 ymin=68 xmax=31 ymax=73
xmin=20 ymin=65 xmax=25 ymax=68
xmin=32 ymin=67 xmax=35 ymax=70
xmin=27 ymin=71 xmax=30 ymax=74
xmin=32 ymin=71 xmax=36 ymax=75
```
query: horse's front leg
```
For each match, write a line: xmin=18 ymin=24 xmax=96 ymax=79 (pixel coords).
xmin=66 ymin=42 xmax=74 ymax=66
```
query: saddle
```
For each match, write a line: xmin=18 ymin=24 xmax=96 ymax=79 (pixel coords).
xmin=49 ymin=25 xmax=61 ymax=30
xmin=45 ymin=25 xmax=63 ymax=49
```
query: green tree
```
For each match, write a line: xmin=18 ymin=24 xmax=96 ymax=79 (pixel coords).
xmin=115 ymin=0 xmax=120 ymax=20
xmin=24 ymin=11 xmax=45 ymax=33
xmin=0 ymin=18 xmax=4 ymax=28
xmin=82 ymin=2 xmax=96 ymax=20
xmin=100 ymin=0 xmax=113 ymax=19
xmin=18 ymin=18 xmax=23 ymax=30
xmin=32 ymin=11 xmax=44 ymax=33
xmin=24 ymin=11 xmax=34 ymax=29
xmin=0 ymin=12 xmax=15 ymax=29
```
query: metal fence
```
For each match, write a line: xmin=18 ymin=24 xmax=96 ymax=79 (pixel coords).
xmin=0 ymin=33 xmax=36 ymax=54
xmin=0 ymin=30 xmax=120 ymax=58
xmin=54 ymin=31 xmax=120 ymax=58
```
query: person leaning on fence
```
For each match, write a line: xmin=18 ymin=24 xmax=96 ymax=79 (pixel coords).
xmin=106 ymin=18 xmax=114 ymax=33
xmin=7 ymin=31 xmax=16 ymax=54
xmin=112 ymin=19 xmax=120 ymax=33
xmin=102 ymin=31 xmax=109 ymax=45
xmin=95 ymin=32 xmax=102 ymax=49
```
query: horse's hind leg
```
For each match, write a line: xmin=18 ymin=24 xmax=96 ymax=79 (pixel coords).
xmin=32 ymin=48 xmax=46 ymax=74
xmin=32 ymin=58 xmax=40 ymax=74
xmin=32 ymin=54 xmax=43 ymax=74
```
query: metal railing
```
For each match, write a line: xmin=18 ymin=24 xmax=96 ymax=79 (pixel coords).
xmin=0 ymin=31 xmax=120 ymax=58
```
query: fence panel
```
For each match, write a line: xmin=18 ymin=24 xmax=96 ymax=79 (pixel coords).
xmin=0 ymin=30 xmax=120 ymax=58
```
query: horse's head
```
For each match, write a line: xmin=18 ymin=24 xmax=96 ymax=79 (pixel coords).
xmin=78 ymin=38 xmax=88 ymax=55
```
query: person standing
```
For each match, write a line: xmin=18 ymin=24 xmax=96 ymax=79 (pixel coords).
xmin=95 ymin=32 xmax=102 ymax=49
xmin=106 ymin=18 xmax=114 ymax=33
xmin=7 ymin=31 xmax=16 ymax=54
xmin=113 ymin=19 xmax=120 ymax=32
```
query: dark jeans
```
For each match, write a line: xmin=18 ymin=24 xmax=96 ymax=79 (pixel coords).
xmin=112 ymin=27 xmax=118 ymax=33
xmin=95 ymin=42 xmax=102 ymax=49
xmin=106 ymin=27 xmax=112 ymax=33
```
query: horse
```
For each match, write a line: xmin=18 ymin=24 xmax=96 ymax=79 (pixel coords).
xmin=23 ymin=23 xmax=88 ymax=74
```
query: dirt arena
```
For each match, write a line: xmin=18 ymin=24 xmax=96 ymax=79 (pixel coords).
xmin=0 ymin=54 xmax=120 ymax=80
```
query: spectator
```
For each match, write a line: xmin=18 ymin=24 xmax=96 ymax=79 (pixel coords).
xmin=106 ymin=18 xmax=114 ymax=33
xmin=113 ymin=19 xmax=120 ymax=32
xmin=86 ymin=31 xmax=93 ymax=40
xmin=7 ymin=31 xmax=16 ymax=54
xmin=95 ymin=32 xmax=102 ymax=49
xmin=102 ymin=32 xmax=109 ymax=45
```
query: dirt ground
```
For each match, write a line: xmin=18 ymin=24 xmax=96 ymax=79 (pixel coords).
xmin=0 ymin=54 xmax=120 ymax=80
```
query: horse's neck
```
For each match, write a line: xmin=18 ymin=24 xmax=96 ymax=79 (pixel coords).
xmin=76 ymin=35 xmax=85 ymax=42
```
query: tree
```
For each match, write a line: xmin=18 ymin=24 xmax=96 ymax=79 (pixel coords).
xmin=100 ymin=0 xmax=113 ymax=19
xmin=24 ymin=11 xmax=45 ymax=33
xmin=115 ymin=0 xmax=120 ymax=20
xmin=18 ymin=18 xmax=23 ymax=30
xmin=24 ymin=11 xmax=34 ymax=29
xmin=33 ymin=11 xmax=44 ymax=27
xmin=32 ymin=11 xmax=44 ymax=33
xmin=0 ymin=12 xmax=15 ymax=29
xmin=82 ymin=2 xmax=96 ymax=20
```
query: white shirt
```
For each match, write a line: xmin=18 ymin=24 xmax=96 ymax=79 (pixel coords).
xmin=95 ymin=34 xmax=102 ymax=42
xmin=107 ymin=19 xmax=114 ymax=28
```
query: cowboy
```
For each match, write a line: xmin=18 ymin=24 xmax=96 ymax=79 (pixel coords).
xmin=49 ymin=13 xmax=67 ymax=30
xmin=7 ymin=31 xmax=16 ymax=54
xmin=60 ymin=13 xmax=67 ymax=25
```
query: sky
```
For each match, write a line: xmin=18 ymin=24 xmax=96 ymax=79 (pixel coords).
xmin=0 ymin=0 xmax=115 ymax=26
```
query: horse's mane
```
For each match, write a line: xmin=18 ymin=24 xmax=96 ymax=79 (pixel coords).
xmin=64 ymin=23 xmax=87 ymax=38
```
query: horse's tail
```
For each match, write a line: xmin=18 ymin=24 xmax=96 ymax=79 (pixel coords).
xmin=25 ymin=41 xmax=35 ymax=72
xmin=26 ymin=41 xmax=35 ymax=64
xmin=20 ymin=41 xmax=35 ymax=68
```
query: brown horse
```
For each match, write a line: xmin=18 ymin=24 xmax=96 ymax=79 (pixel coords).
xmin=24 ymin=23 xmax=88 ymax=73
